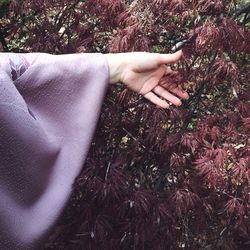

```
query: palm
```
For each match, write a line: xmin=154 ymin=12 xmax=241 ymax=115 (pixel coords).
xmin=121 ymin=51 xmax=189 ymax=108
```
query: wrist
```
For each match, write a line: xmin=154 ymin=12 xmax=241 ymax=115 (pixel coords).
xmin=104 ymin=53 xmax=126 ymax=84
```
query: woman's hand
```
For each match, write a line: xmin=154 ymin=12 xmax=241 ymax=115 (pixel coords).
xmin=104 ymin=50 xmax=189 ymax=109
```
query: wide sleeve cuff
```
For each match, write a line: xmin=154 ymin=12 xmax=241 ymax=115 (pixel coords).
xmin=0 ymin=52 xmax=109 ymax=249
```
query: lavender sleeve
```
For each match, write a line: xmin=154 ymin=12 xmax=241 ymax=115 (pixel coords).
xmin=0 ymin=53 xmax=110 ymax=249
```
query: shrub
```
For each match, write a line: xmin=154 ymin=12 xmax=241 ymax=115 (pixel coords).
xmin=1 ymin=0 xmax=250 ymax=249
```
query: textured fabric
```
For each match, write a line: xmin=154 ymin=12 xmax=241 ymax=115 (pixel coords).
xmin=0 ymin=53 xmax=109 ymax=249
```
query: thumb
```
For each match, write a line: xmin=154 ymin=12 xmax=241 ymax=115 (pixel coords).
xmin=157 ymin=50 xmax=183 ymax=65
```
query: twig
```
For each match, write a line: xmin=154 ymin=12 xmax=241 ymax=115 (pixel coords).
xmin=0 ymin=28 xmax=9 ymax=52
xmin=233 ymin=2 xmax=250 ymax=18
xmin=179 ymin=51 xmax=218 ymax=135
xmin=122 ymin=127 xmax=147 ymax=150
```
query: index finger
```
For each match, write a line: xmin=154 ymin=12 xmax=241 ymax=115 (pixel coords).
xmin=157 ymin=50 xmax=183 ymax=65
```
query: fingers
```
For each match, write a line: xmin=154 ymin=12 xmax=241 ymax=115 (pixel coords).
xmin=170 ymin=87 xmax=189 ymax=99
xmin=157 ymin=50 xmax=183 ymax=65
xmin=144 ymin=92 xmax=170 ymax=109
xmin=143 ymin=84 xmax=189 ymax=108
xmin=152 ymin=86 xmax=182 ymax=106
xmin=163 ymin=65 xmax=189 ymax=99
xmin=160 ymin=81 xmax=189 ymax=100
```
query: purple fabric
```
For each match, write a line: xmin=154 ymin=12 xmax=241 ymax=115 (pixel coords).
xmin=0 ymin=53 xmax=109 ymax=249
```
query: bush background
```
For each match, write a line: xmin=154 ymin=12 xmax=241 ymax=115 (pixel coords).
xmin=1 ymin=0 xmax=249 ymax=249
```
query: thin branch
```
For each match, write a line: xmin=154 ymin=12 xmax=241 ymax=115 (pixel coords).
xmin=179 ymin=51 xmax=218 ymax=135
xmin=233 ymin=2 xmax=250 ymax=18
xmin=0 ymin=28 xmax=9 ymax=52
xmin=122 ymin=127 xmax=147 ymax=150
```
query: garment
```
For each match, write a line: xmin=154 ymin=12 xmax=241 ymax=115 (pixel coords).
xmin=0 ymin=52 xmax=109 ymax=249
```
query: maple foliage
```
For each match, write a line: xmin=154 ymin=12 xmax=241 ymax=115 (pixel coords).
xmin=1 ymin=0 xmax=250 ymax=249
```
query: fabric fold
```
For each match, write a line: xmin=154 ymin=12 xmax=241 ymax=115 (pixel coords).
xmin=0 ymin=52 xmax=109 ymax=249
